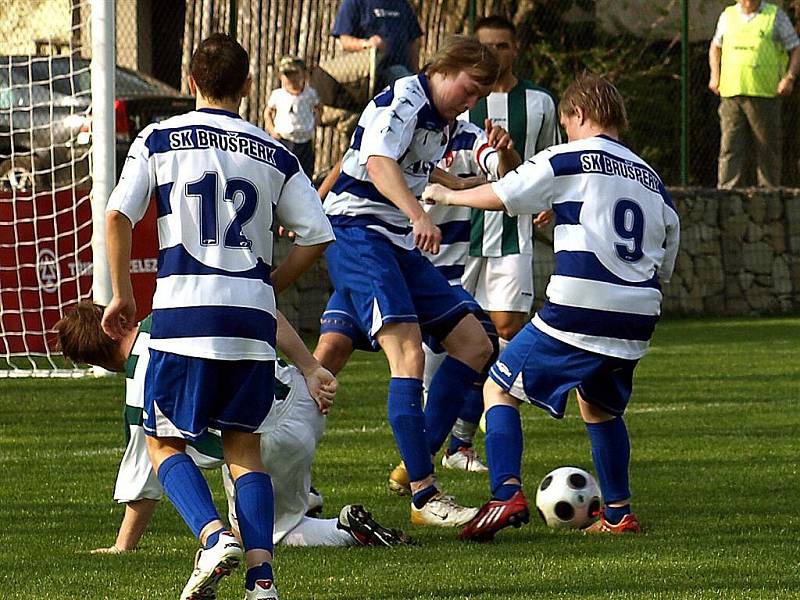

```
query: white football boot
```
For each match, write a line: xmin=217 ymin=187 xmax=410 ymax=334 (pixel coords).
xmin=179 ymin=531 xmax=243 ymax=600
xmin=244 ymin=579 xmax=279 ymax=600
xmin=441 ymin=447 xmax=489 ymax=473
xmin=410 ymin=492 xmax=479 ymax=527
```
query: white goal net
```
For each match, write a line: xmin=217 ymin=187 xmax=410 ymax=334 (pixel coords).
xmin=0 ymin=1 xmax=95 ymax=377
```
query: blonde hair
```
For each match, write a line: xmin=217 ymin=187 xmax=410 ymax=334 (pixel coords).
xmin=560 ymin=73 xmax=629 ymax=132
xmin=425 ymin=35 xmax=500 ymax=87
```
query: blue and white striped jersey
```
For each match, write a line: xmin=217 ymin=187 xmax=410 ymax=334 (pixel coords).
xmin=423 ymin=120 xmax=500 ymax=285
xmin=323 ymin=74 xmax=450 ymax=249
xmin=107 ymin=108 xmax=334 ymax=361
xmin=492 ymin=134 xmax=680 ymax=359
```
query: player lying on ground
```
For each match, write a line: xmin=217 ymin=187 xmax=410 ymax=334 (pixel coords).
xmin=101 ymin=33 xmax=335 ymax=600
xmin=55 ymin=303 xmax=412 ymax=553
xmin=423 ymin=73 xmax=680 ymax=541
xmin=319 ymin=35 xmax=503 ymax=528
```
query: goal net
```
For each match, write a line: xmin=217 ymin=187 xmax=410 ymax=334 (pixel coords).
xmin=0 ymin=1 xmax=94 ymax=377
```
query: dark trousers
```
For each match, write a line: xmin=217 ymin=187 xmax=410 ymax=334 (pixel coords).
xmin=718 ymin=96 xmax=781 ymax=189
xmin=282 ymin=139 xmax=315 ymax=179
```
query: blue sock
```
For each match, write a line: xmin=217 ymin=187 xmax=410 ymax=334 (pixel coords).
xmin=603 ymin=504 xmax=632 ymax=525
xmin=585 ymin=417 xmax=631 ymax=505
xmin=203 ymin=526 xmax=225 ymax=549
xmin=245 ymin=563 xmax=275 ymax=591
xmin=447 ymin=385 xmax=484 ymax=454
xmin=411 ymin=484 xmax=439 ymax=509
xmin=425 ymin=357 xmax=482 ymax=455
xmin=387 ymin=378 xmax=432 ymax=482
xmin=157 ymin=453 xmax=220 ymax=539
xmin=235 ymin=471 xmax=274 ymax=552
xmin=485 ymin=405 xmax=523 ymax=500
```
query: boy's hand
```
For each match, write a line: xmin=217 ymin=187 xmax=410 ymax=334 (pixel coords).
xmin=302 ymin=365 xmax=337 ymax=414
xmin=485 ymin=118 xmax=513 ymax=151
xmin=102 ymin=294 xmax=136 ymax=341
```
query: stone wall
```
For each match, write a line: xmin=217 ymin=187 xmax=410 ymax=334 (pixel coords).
xmin=278 ymin=188 xmax=800 ymax=334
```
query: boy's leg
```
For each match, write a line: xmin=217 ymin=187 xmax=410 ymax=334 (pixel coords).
xmin=146 ymin=437 xmax=226 ymax=544
xmin=427 ymin=314 xmax=492 ymax=456
xmin=378 ymin=322 xmax=479 ymax=527
xmin=457 ymin=379 xmax=529 ymax=541
xmin=223 ymin=430 xmax=276 ymax=594
xmin=578 ymin=392 xmax=639 ymax=532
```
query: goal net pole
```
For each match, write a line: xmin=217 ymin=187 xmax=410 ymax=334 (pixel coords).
xmin=90 ymin=0 xmax=115 ymax=377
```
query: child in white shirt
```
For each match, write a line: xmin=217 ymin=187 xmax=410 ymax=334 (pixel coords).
xmin=265 ymin=56 xmax=321 ymax=178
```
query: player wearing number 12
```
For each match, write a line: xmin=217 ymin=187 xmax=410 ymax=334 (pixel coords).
xmin=423 ymin=74 xmax=680 ymax=541
xmin=102 ymin=34 xmax=334 ymax=599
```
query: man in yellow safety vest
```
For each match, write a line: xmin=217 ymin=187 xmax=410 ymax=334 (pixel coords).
xmin=708 ymin=0 xmax=800 ymax=188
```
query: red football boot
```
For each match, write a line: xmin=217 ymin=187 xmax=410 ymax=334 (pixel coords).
xmin=583 ymin=508 xmax=641 ymax=534
xmin=458 ymin=490 xmax=530 ymax=542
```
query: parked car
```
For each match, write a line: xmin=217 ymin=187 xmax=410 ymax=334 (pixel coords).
xmin=0 ymin=54 xmax=194 ymax=191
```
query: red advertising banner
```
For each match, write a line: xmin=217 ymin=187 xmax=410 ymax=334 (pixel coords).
xmin=0 ymin=190 xmax=158 ymax=356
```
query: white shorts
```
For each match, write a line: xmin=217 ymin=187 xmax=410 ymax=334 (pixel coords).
xmin=113 ymin=424 xmax=223 ymax=503
xmin=462 ymin=254 xmax=534 ymax=314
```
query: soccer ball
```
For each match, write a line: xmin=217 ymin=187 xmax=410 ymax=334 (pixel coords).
xmin=535 ymin=466 xmax=602 ymax=529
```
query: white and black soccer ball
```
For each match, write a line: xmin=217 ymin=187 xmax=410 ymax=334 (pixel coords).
xmin=535 ymin=466 xmax=602 ymax=529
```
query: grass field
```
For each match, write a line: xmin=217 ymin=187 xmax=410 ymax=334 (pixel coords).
xmin=1 ymin=317 xmax=799 ymax=599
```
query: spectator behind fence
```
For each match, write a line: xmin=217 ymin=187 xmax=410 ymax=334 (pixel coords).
xmin=331 ymin=0 xmax=423 ymax=87
xmin=265 ymin=56 xmax=322 ymax=179
xmin=708 ymin=0 xmax=800 ymax=189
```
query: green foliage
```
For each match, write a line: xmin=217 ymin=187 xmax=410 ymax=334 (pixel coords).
xmin=1 ymin=317 xmax=799 ymax=599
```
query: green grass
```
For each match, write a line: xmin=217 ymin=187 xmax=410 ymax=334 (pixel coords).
xmin=1 ymin=317 xmax=799 ymax=599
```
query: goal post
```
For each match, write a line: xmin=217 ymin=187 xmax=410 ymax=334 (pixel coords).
xmin=0 ymin=0 xmax=112 ymax=377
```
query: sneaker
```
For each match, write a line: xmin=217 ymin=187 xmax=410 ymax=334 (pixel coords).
xmin=441 ymin=447 xmax=488 ymax=473
xmin=306 ymin=486 xmax=324 ymax=517
xmin=388 ymin=461 xmax=411 ymax=496
xmin=337 ymin=504 xmax=415 ymax=546
xmin=410 ymin=493 xmax=479 ymax=527
xmin=583 ymin=509 xmax=641 ymax=534
xmin=458 ymin=490 xmax=530 ymax=542
xmin=244 ymin=579 xmax=279 ymax=600
xmin=179 ymin=531 xmax=243 ymax=600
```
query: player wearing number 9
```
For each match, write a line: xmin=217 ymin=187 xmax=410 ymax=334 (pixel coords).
xmin=423 ymin=73 xmax=680 ymax=541
xmin=102 ymin=33 xmax=334 ymax=600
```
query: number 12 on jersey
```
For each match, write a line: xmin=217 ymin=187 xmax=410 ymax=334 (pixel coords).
xmin=186 ymin=171 xmax=259 ymax=250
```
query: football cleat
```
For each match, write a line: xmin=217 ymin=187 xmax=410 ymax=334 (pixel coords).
xmin=179 ymin=531 xmax=243 ymax=600
xmin=582 ymin=509 xmax=641 ymax=534
xmin=306 ymin=486 xmax=324 ymax=517
xmin=244 ymin=579 xmax=279 ymax=600
xmin=388 ymin=461 xmax=411 ymax=496
xmin=441 ymin=447 xmax=489 ymax=473
xmin=458 ymin=490 xmax=530 ymax=542
xmin=410 ymin=493 xmax=479 ymax=527
xmin=337 ymin=504 xmax=415 ymax=546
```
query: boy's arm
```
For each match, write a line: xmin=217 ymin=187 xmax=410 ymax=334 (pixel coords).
xmin=422 ymin=182 xmax=504 ymax=211
xmin=91 ymin=499 xmax=158 ymax=554
xmin=102 ymin=211 xmax=136 ymax=341
xmin=275 ymin=309 xmax=336 ymax=414
xmin=264 ymin=106 xmax=280 ymax=139
xmin=366 ymin=156 xmax=440 ymax=254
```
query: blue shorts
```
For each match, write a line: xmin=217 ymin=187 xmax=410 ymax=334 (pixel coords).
xmin=320 ymin=290 xmax=379 ymax=352
xmin=143 ymin=350 xmax=275 ymax=440
xmin=488 ymin=323 xmax=638 ymax=419
xmin=324 ymin=225 xmax=477 ymax=343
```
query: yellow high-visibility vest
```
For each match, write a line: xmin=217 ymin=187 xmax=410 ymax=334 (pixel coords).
xmin=719 ymin=2 xmax=788 ymax=98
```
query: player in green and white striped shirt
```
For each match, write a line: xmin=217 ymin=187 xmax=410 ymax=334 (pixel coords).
xmin=461 ymin=15 xmax=561 ymax=343
xmin=55 ymin=302 xmax=411 ymax=555
xmin=444 ymin=16 xmax=560 ymax=463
